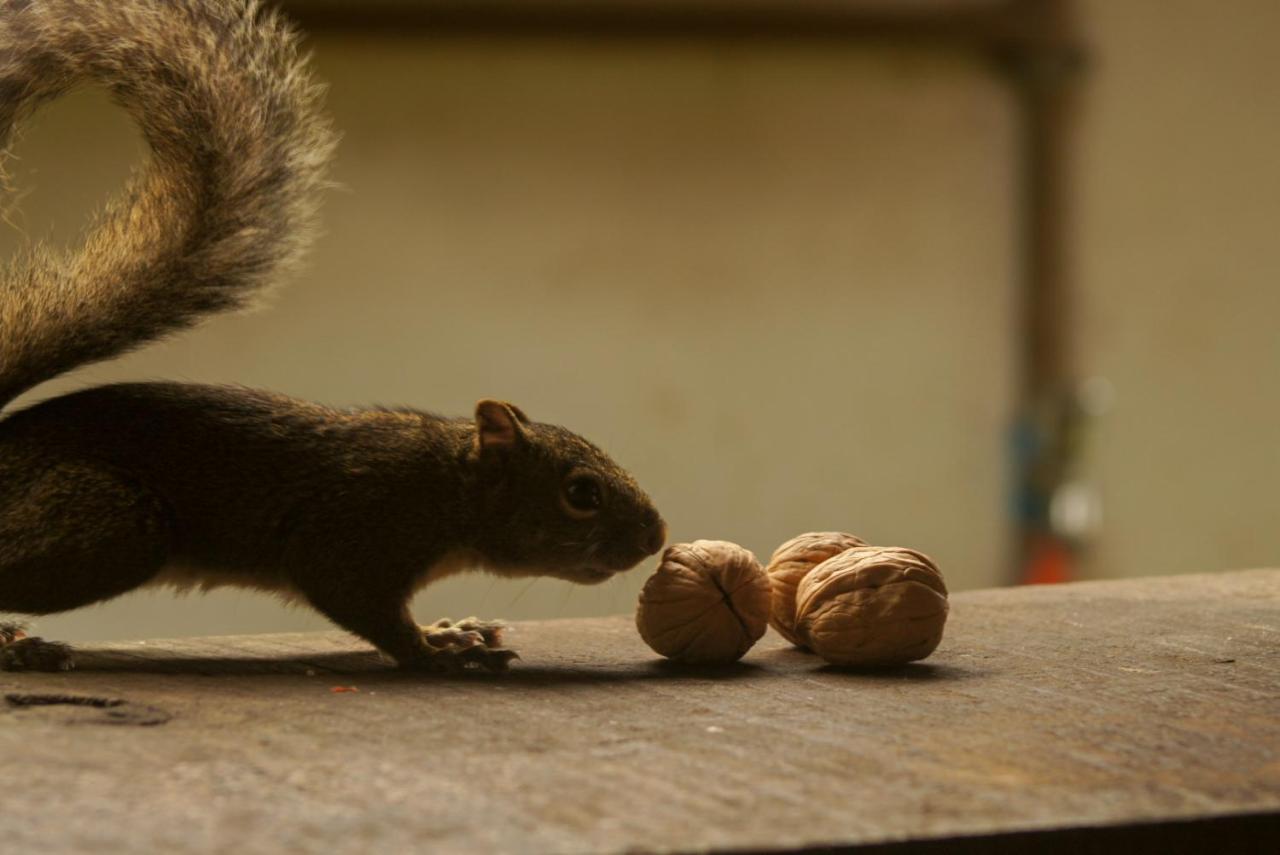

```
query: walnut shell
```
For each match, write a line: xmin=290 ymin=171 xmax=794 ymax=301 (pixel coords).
xmin=635 ymin=540 xmax=771 ymax=664
xmin=765 ymin=532 xmax=867 ymax=647
xmin=794 ymin=546 xmax=948 ymax=667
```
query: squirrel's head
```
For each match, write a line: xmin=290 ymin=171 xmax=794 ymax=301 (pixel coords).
xmin=467 ymin=399 xmax=666 ymax=584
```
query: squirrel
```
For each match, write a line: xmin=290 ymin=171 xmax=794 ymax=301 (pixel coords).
xmin=0 ymin=0 xmax=666 ymax=673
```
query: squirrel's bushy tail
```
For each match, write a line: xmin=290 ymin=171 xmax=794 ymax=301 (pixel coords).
xmin=0 ymin=0 xmax=335 ymax=410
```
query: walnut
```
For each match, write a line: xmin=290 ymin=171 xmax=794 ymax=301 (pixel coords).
xmin=794 ymin=546 xmax=948 ymax=667
xmin=635 ymin=540 xmax=771 ymax=664
xmin=765 ymin=532 xmax=867 ymax=647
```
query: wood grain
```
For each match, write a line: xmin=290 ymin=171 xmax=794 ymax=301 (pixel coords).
xmin=1 ymin=569 xmax=1276 ymax=853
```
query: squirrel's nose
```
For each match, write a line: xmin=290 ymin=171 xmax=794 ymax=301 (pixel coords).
xmin=640 ymin=518 xmax=667 ymax=556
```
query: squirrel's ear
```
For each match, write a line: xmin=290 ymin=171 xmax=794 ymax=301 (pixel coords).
xmin=474 ymin=399 xmax=527 ymax=454
xmin=505 ymin=402 xmax=531 ymax=425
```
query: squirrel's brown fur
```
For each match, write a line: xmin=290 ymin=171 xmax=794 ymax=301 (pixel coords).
xmin=0 ymin=0 xmax=665 ymax=672
xmin=0 ymin=0 xmax=333 ymax=409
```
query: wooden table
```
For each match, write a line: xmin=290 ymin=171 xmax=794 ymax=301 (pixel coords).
xmin=2 ymin=570 xmax=1277 ymax=853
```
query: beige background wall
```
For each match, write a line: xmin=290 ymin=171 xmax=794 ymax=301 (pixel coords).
xmin=2 ymin=4 xmax=1275 ymax=643
xmin=1074 ymin=0 xmax=1280 ymax=580
xmin=4 ymin=38 xmax=1017 ymax=641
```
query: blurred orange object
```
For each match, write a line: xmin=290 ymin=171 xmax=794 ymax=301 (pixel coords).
xmin=1021 ymin=534 xmax=1072 ymax=585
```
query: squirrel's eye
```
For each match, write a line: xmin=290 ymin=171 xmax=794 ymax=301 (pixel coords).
xmin=564 ymin=476 xmax=604 ymax=514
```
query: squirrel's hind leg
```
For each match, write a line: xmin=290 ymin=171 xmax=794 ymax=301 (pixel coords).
xmin=0 ymin=624 xmax=73 ymax=672
xmin=0 ymin=457 xmax=170 ymax=670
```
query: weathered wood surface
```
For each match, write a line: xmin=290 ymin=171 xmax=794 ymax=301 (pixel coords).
xmin=1 ymin=570 xmax=1277 ymax=854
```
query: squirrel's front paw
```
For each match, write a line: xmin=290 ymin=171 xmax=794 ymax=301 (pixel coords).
xmin=424 ymin=616 xmax=506 ymax=648
xmin=407 ymin=617 xmax=518 ymax=673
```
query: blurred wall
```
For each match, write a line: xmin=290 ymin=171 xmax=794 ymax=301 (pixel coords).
xmin=1075 ymin=0 xmax=1280 ymax=579
xmin=9 ymin=7 xmax=1277 ymax=645
xmin=3 ymin=37 xmax=1017 ymax=641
